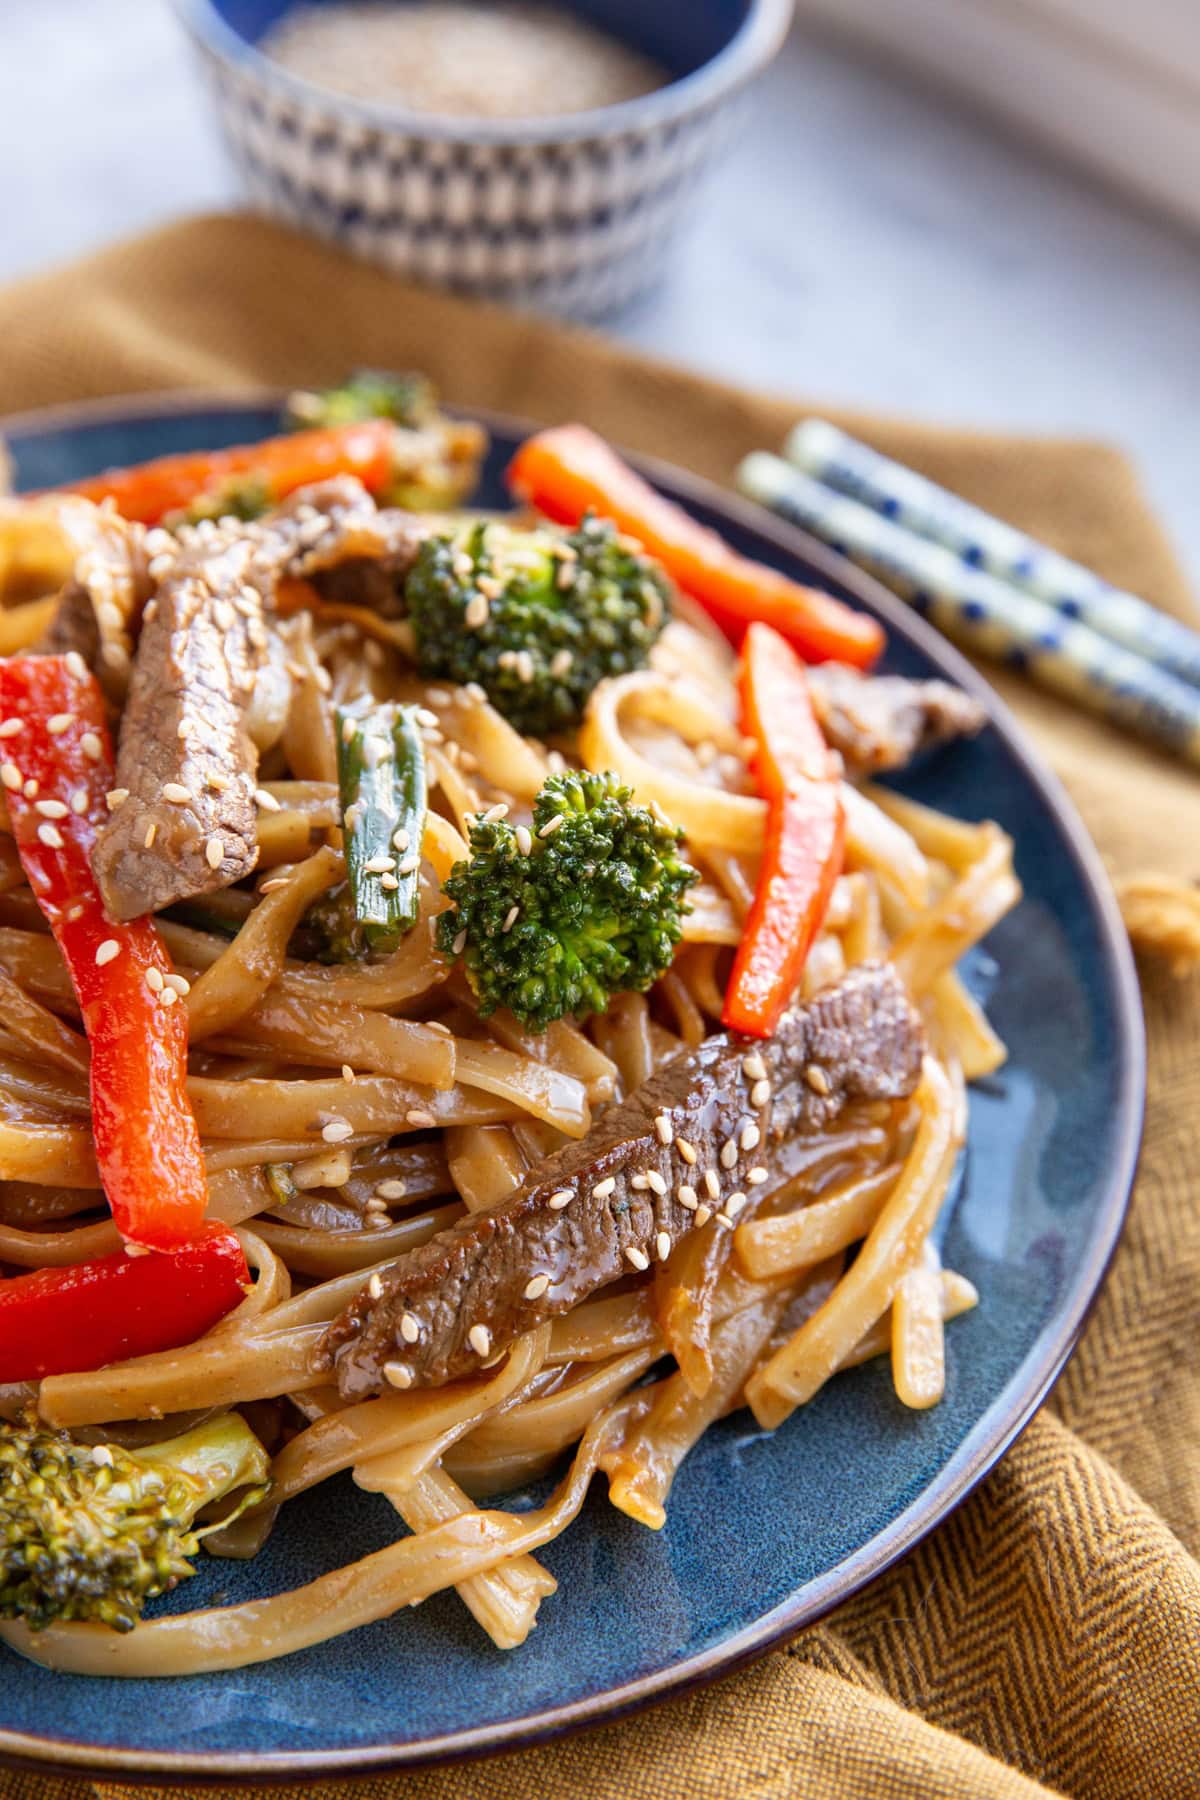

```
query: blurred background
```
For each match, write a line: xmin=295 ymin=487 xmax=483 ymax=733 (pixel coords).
xmin=2 ymin=0 xmax=1197 ymax=562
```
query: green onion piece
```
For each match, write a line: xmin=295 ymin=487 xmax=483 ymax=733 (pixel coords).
xmin=334 ymin=697 xmax=427 ymax=953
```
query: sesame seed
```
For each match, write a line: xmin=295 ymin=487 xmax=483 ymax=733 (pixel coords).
xmin=625 ymin=1246 xmax=649 ymax=1272
xmin=695 ymin=740 xmax=718 ymax=769
xmin=468 ymin=1324 xmax=492 ymax=1358
xmin=90 ymin=1443 xmax=115 ymax=1467
xmin=694 ymin=1204 xmax=713 ymax=1227
xmin=593 ymin=1177 xmax=616 ymax=1199
xmin=36 ymin=822 xmax=64 ymax=848
xmin=208 ymin=771 xmax=231 ymax=792
xmin=406 ymin=1108 xmax=436 ymax=1128
xmin=538 ymin=813 xmax=564 ymax=838
xmin=362 ymin=853 xmax=396 ymax=874
xmin=400 ymin=1312 xmax=421 ymax=1343
xmin=143 ymin=821 xmax=158 ymax=849
xmin=160 ymin=986 xmax=178 ymax=1006
xmin=656 ymin=1231 xmax=672 ymax=1262
xmin=341 ymin=1064 xmax=356 ymax=1084
xmin=177 ymin=719 xmax=192 ymax=741
xmin=464 ymin=593 xmax=489 ymax=629
xmin=452 ymin=928 xmax=468 ymax=955
xmin=746 ymin=1167 xmax=769 ymax=1186
xmin=452 ymin=553 xmax=474 ymax=580
xmin=378 ymin=872 xmax=398 ymax=892
xmin=64 ymin=651 xmax=88 ymax=681
xmin=21 ymin=778 xmax=36 ymax=798
xmin=501 ymin=905 xmax=520 ymax=933
xmin=678 ymin=1185 xmax=698 ymax=1210
xmin=259 ymin=876 xmax=289 ymax=893
xmin=376 ymin=1179 xmax=408 ymax=1200
xmin=341 ymin=716 xmax=358 ymax=744
xmin=716 ymin=1212 xmax=735 ymax=1230
xmin=742 ymin=1053 xmax=767 ymax=1082
xmin=255 ymin=788 xmax=282 ymax=812
xmin=630 ymin=1174 xmax=650 ymax=1192
xmin=415 ymin=707 xmax=439 ymax=729
xmin=719 ymin=1139 xmax=738 ymax=1170
xmin=396 ymin=855 xmax=420 ymax=876
xmin=164 ymin=973 xmax=190 ymax=996
xmin=145 ymin=967 xmax=164 ymax=993
xmin=124 ymin=1242 xmax=152 ymax=1258
xmin=35 ymin=799 xmax=68 ymax=819
xmin=205 ymin=835 xmax=225 ymax=870
xmin=0 ymin=719 xmax=23 ymax=738
xmin=703 ymin=1169 xmax=721 ymax=1200
xmin=524 ymin=1273 xmax=551 ymax=1300
xmin=654 ymin=1113 xmax=673 ymax=1146
xmin=550 ymin=649 xmax=573 ymax=677
xmin=94 ymin=939 xmax=121 ymax=967
xmin=367 ymin=1274 xmax=383 ymax=1300
xmin=392 ymin=828 xmax=410 ymax=852
xmin=322 ymin=1118 xmax=354 ymax=1143
xmin=515 ymin=825 xmax=532 ymax=855
xmin=482 ymin=803 xmax=509 ymax=823
xmin=805 ymin=1064 xmax=832 ymax=1096
xmin=162 ymin=782 xmax=191 ymax=805
xmin=677 ymin=1138 xmax=698 ymax=1165
xmin=741 ymin=1122 xmax=761 ymax=1152
xmin=724 ymin=1192 xmax=748 ymax=1218
xmin=46 ymin=712 xmax=74 ymax=736
xmin=70 ymin=789 xmax=88 ymax=815
xmin=465 ymin=682 xmax=487 ymax=703
xmin=0 ymin=763 xmax=20 ymax=792
xmin=516 ymin=650 xmax=535 ymax=684
xmin=548 ymin=1188 xmax=573 ymax=1210
xmin=751 ymin=1079 xmax=771 ymax=1108
xmin=66 ymin=902 xmax=85 ymax=921
xmin=645 ymin=1170 xmax=667 ymax=1196
xmin=383 ymin=1362 xmax=413 ymax=1389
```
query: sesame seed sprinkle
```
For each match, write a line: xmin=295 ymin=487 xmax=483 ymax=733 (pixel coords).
xmin=630 ymin=1174 xmax=650 ymax=1192
xmin=694 ymin=1204 xmax=713 ymax=1227
xmin=145 ymin=967 xmax=164 ymax=993
xmin=452 ymin=928 xmax=468 ymax=955
xmin=719 ymin=1139 xmax=738 ymax=1170
xmin=205 ymin=835 xmax=225 ymax=870
xmin=464 ymin=593 xmax=490 ymax=629
xmin=703 ymin=1169 xmax=721 ymax=1200
xmin=322 ymin=1118 xmax=354 ymax=1143
xmin=91 ymin=1444 xmax=115 ymax=1467
xmin=362 ymin=853 xmax=396 ymax=874
xmin=367 ymin=1274 xmax=383 ymax=1300
xmin=524 ymin=1273 xmax=551 ymax=1300
xmin=515 ymin=825 xmax=532 ymax=855
xmin=805 ymin=1064 xmax=832 ymax=1096
xmin=143 ymin=822 xmax=158 ymax=849
xmin=654 ymin=1113 xmax=673 ymax=1146
xmin=384 ymin=1362 xmax=413 ymax=1389
xmin=46 ymin=712 xmax=74 ymax=736
xmin=751 ymin=1079 xmax=771 ymax=1108
xmin=655 ymin=1231 xmax=671 ymax=1262
xmin=376 ymin=1179 xmax=408 ymax=1200
xmin=538 ymin=813 xmax=564 ymax=838
xmin=396 ymin=855 xmax=420 ymax=876
xmin=676 ymin=1138 xmax=698 ymax=1165
xmin=36 ymin=822 xmax=64 ymax=848
xmin=482 ymin=802 xmax=509 ymax=823
xmin=592 ymin=1177 xmax=616 ymax=1199
xmin=501 ymin=904 xmax=520 ymax=933
xmin=0 ymin=719 xmax=23 ymax=738
xmin=35 ymin=799 xmax=68 ymax=819
xmin=625 ymin=1245 xmax=649 ymax=1272
xmin=255 ymin=788 xmax=282 ymax=812
xmin=678 ymin=1184 xmax=698 ymax=1209
xmin=724 ymin=1192 xmax=748 ymax=1218
xmin=548 ymin=1188 xmax=573 ymax=1210
xmin=400 ymin=1312 xmax=421 ymax=1343
xmin=162 ymin=782 xmax=191 ymax=805
xmin=160 ymin=986 xmax=178 ymax=1006
xmin=468 ymin=1324 xmax=492 ymax=1358
xmin=741 ymin=1122 xmax=761 ymax=1152
xmin=341 ymin=716 xmax=358 ymax=744
xmin=380 ymin=873 xmax=399 ymax=891
xmin=22 ymin=779 xmax=37 ymax=799
xmin=747 ymin=1167 xmax=769 ymax=1186
xmin=164 ymin=973 xmax=190 ymax=996
xmin=407 ymin=1108 xmax=437 ymax=1128
xmin=646 ymin=1170 xmax=667 ymax=1196
xmin=341 ymin=1064 xmax=356 ymax=1084
xmin=742 ymin=1052 xmax=767 ymax=1082
xmin=70 ymin=789 xmax=88 ymax=815
xmin=0 ymin=763 xmax=20 ymax=792
xmin=393 ymin=828 xmax=410 ymax=852
xmin=94 ymin=939 xmax=121 ymax=967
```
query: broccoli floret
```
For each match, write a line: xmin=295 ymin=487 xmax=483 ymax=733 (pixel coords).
xmin=438 ymin=769 xmax=697 ymax=1030
xmin=406 ymin=515 xmax=671 ymax=737
xmin=0 ymin=1412 xmax=270 ymax=1633
xmin=284 ymin=369 xmax=435 ymax=432
xmin=170 ymin=472 xmax=273 ymax=529
xmin=285 ymin=370 xmax=486 ymax=511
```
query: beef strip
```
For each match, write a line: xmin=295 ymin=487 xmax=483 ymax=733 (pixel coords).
xmin=38 ymin=502 xmax=154 ymax=705
xmin=808 ymin=663 xmax=986 ymax=777
xmin=317 ymin=961 xmax=925 ymax=1398
xmin=89 ymin=482 xmax=431 ymax=920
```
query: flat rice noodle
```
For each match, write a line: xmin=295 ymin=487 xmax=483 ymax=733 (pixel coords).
xmin=483 ymin=1011 xmax=618 ymax=1107
xmin=211 ymin=988 xmax=455 ymax=1089
xmin=187 ymin=1073 xmax=512 ymax=1142
xmin=445 ymin=1125 xmax=526 ymax=1212
xmin=451 ymin=1038 xmax=590 ymax=1137
xmin=0 ymin=967 xmax=89 ymax=1076
xmin=252 ymin=1200 xmax=462 ymax=1278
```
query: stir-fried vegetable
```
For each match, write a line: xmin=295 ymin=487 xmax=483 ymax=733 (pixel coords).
xmin=285 ymin=369 xmax=488 ymax=511
xmin=333 ymin=697 xmax=427 ymax=955
xmin=0 ymin=1409 xmax=269 ymax=1631
xmin=51 ymin=420 xmax=398 ymax=527
xmin=508 ymin=424 xmax=885 ymax=670
xmin=0 ymin=655 xmax=209 ymax=1248
xmin=722 ymin=623 xmax=845 ymax=1037
xmin=405 ymin=515 xmax=670 ymax=737
xmin=439 ymin=768 xmax=698 ymax=1029
xmin=285 ymin=369 xmax=436 ymax=431
xmin=0 ymin=1225 xmax=250 ymax=1384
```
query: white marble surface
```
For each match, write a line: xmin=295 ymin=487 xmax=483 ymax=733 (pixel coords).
xmin=2 ymin=2 xmax=1197 ymax=575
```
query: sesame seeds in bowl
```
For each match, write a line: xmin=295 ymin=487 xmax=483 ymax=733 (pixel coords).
xmin=175 ymin=0 xmax=795 ymax=317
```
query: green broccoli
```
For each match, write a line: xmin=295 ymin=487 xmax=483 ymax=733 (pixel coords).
xmin=405 ymin=515 xmax=671 ymax=737
xmin=437 ymin=768 xmax=698 ymax=1030
xmin=284 ymin=369 xmax=487 ymax=511
xmin=0 ymin=1411 xmax=270 ymax=1633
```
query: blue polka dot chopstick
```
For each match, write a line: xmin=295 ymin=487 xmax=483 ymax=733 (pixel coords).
xmin=785 ymin=418 xmax=1200 ymax=688
xmin=737 ymin=450 xmax=1200 ymax=767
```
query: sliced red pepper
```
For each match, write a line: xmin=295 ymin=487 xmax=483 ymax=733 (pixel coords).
xmin=507 ymin=424 xmax=884 ymax=670
xmin=722 ymin=624 xmax=845 ymax=1038
xmin=0 ymin=655 xmax=208 ymax=1250
xmin=0 ymin=1224 xmax=249 ymax=1382
xmin=49 ymin=418 xmax=397 ymax=526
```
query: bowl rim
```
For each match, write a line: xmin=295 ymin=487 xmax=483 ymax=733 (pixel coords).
xmin=174 ymin=0 xmax=796 ymax=144
xmin=0 ymin=387 xmax=1146 ymax=1783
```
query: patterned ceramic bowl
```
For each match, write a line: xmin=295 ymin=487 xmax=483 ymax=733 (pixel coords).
xmin=177 ymin=0 xmax=794 ymax=318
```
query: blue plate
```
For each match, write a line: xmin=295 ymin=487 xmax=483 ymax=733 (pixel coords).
xmin=0 ymin=395 xmax=1144 ymax=1780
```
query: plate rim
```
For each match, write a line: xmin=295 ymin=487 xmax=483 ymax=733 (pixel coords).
xmin=0 ymin=389 xmax=1146 ymax=1781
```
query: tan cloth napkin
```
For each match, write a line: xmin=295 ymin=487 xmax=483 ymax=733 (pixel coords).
xmin=1 ymin=215 xmax=1198 ymax=1800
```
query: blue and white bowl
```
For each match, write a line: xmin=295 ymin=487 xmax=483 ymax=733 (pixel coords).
xmin=177 ymin=0 xmax=794 ymax=318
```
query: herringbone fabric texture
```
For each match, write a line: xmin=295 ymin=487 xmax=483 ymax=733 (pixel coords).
xmin=0 ymin=216 xmax=1197 ymax=1800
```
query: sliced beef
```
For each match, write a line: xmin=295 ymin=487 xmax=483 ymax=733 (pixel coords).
xmin=808 ymin=663 xmax=986 ymax=777
xmin=318 ymin=962 xmax=925 ymax=1397
xmin=38 ymin=502 xmax=154 ymax=705
xmin=284 ymin=477 xmax=433 ymax=614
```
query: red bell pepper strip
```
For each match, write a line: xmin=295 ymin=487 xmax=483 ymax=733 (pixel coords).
xmin=507 ymin=424 xmax=885 ymax=670
xmin=48 ymin=418 xmax=397 ymax=526
xmin=0 ymin=655 xmax=209 ymax=1250
xmin=722 ymin=623 xmax=845 ymax=1038
xmin=0 ymin=1224 xmax=249 ymax=1382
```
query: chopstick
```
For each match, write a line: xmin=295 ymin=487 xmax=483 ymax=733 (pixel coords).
xmin=737 ymin=449 xmax=1200 ymax=769
xmin=785 ymin=420 xmax=1200 ymax=687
